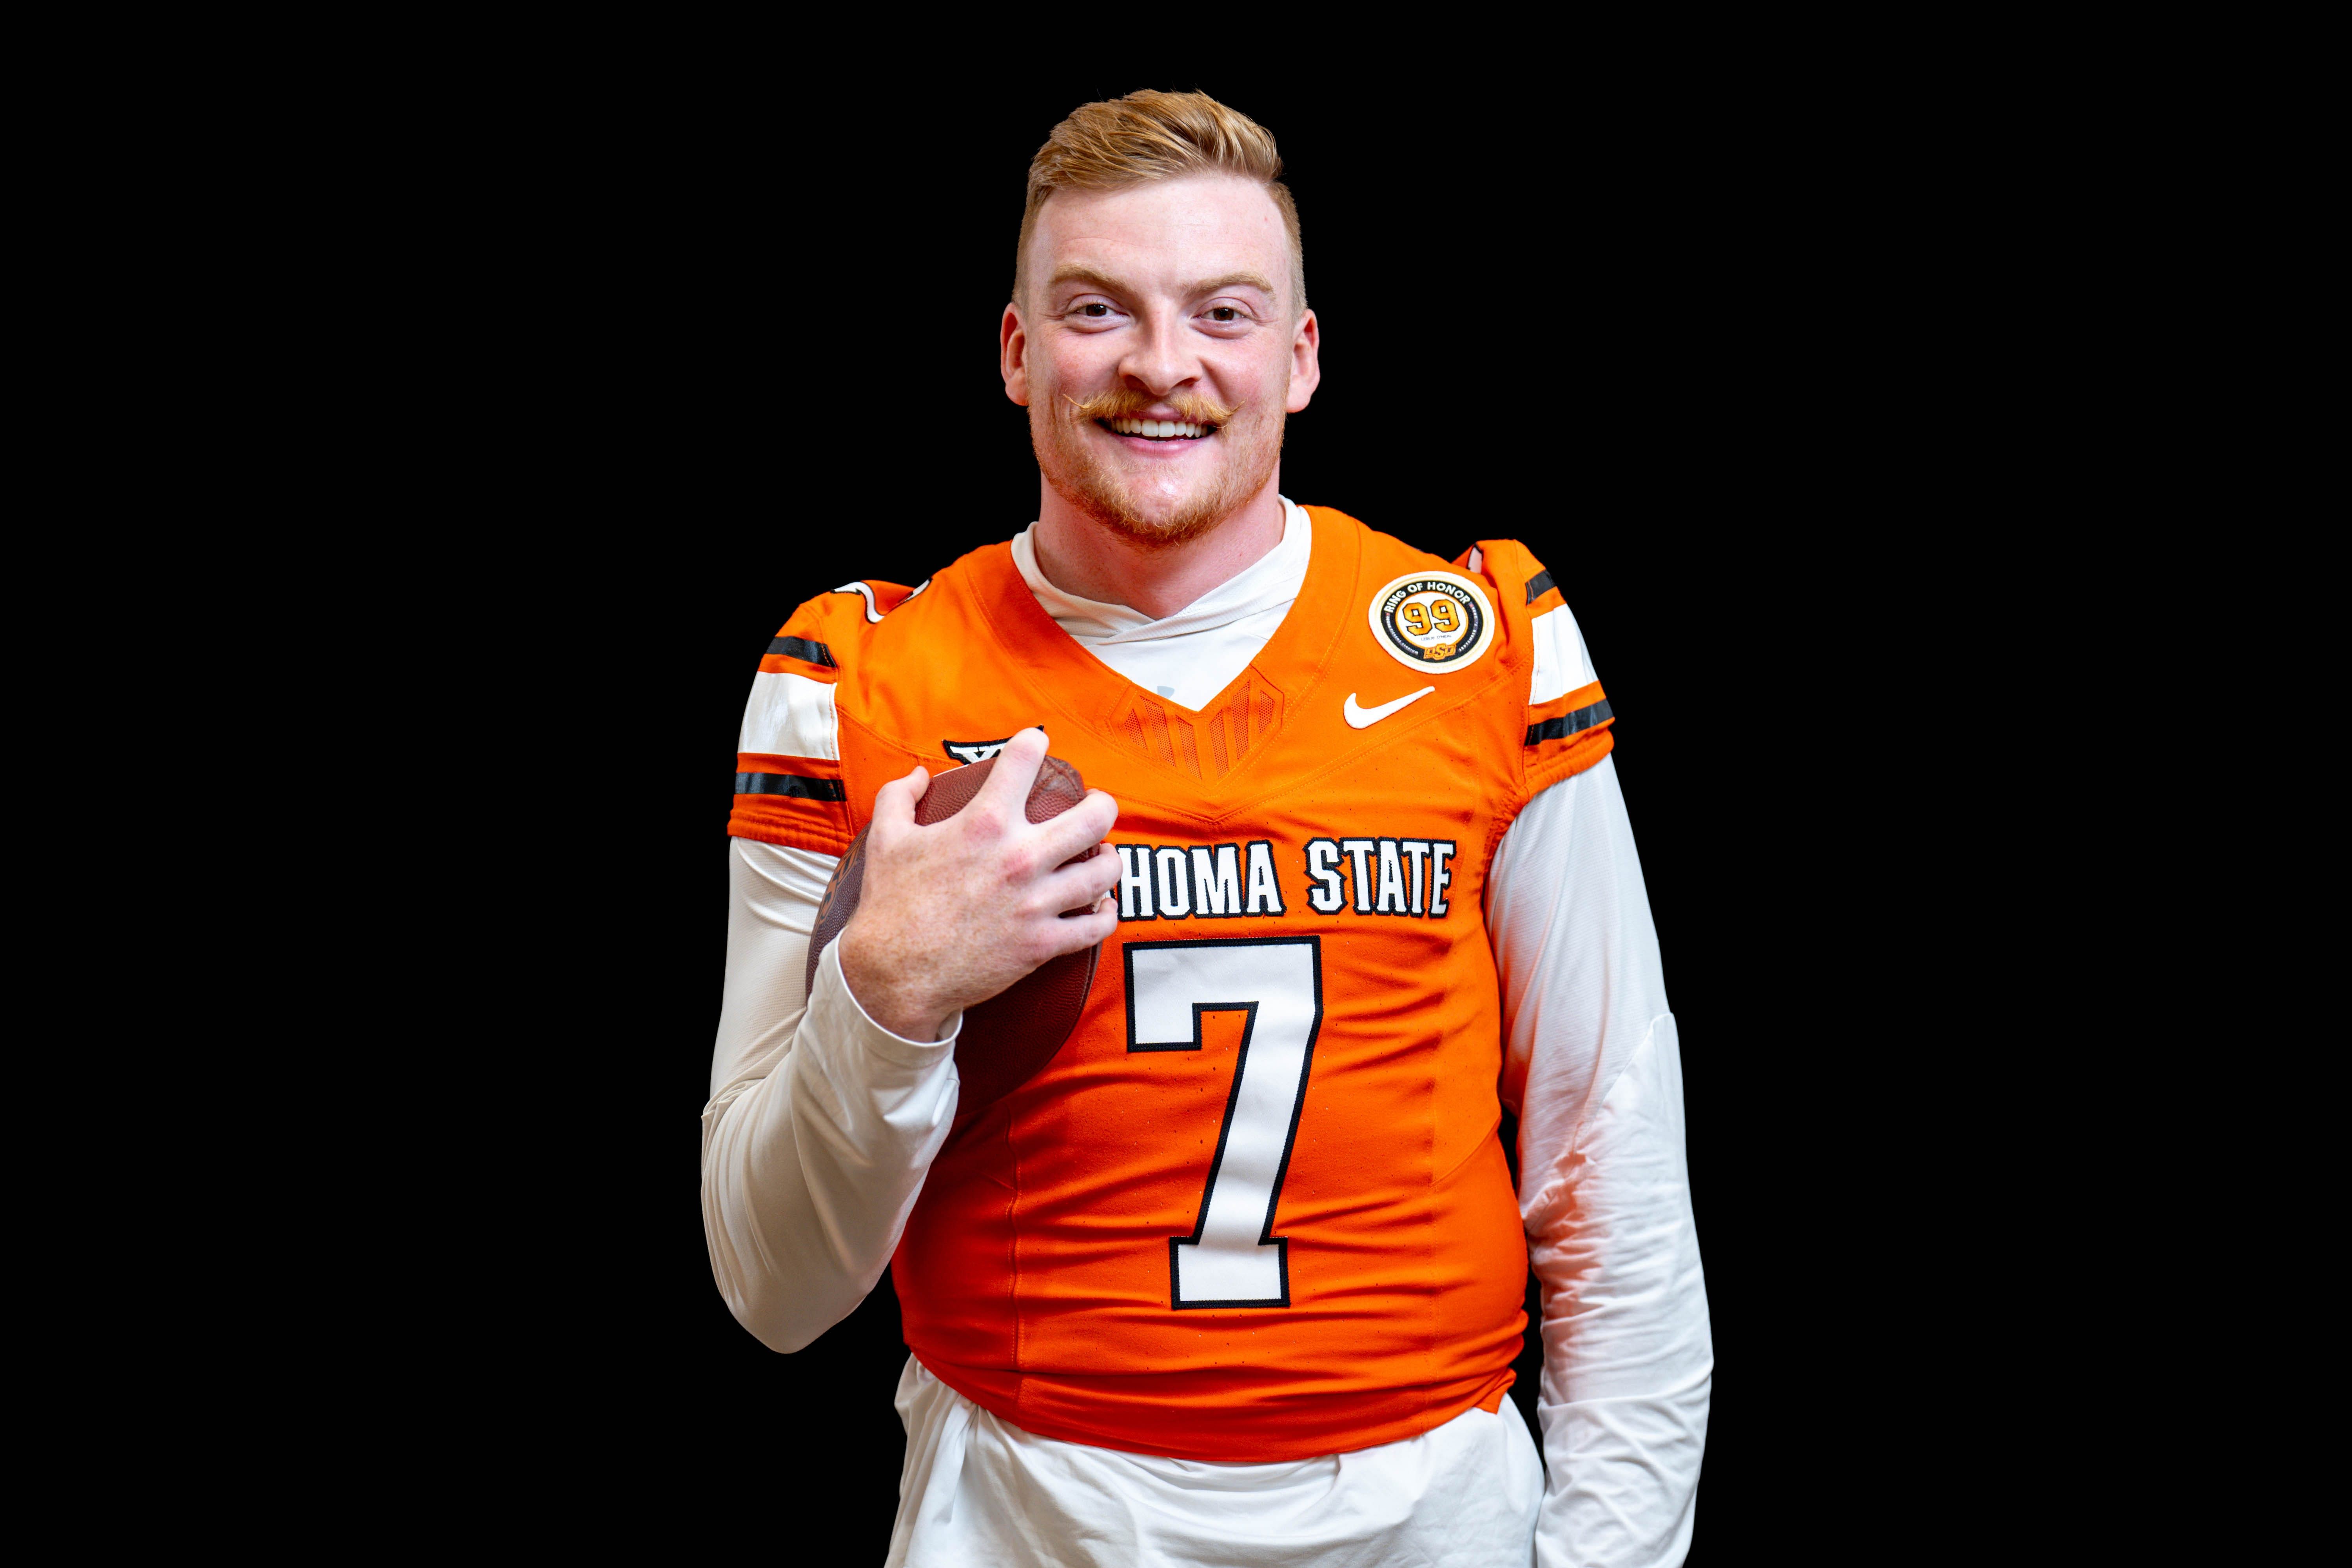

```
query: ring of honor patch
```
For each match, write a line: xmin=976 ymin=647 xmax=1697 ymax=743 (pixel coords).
xmin=1367 ymin=570 xmax=1497 ymax=673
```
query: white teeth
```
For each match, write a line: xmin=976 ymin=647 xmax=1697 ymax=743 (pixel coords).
xmin=1106 ymin=417 xmax=1208 ymax=439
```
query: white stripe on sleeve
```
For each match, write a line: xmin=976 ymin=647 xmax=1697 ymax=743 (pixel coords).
xmin=1528 ymin=604 xmax=1597 ymax=705
xmin=739 ymin=671 xmax=840 ymax=759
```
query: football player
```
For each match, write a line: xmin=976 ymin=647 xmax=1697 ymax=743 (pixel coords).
xmin=702 ymin=91 xmax=1710 ymax=1567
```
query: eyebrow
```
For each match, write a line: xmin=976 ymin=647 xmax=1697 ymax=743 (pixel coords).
xmin=1047 ymin=265 xmax=1279 ymax=299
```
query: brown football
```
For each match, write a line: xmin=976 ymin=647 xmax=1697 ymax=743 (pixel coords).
xmin=805 ymin=753 xmax=1104 ymax=1129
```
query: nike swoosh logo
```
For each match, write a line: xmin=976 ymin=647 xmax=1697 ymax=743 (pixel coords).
xmin=1344 ymin=686 xmax=1437 ymax=728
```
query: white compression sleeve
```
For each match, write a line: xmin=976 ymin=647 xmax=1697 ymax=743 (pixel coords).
xmin=1489 ymin=755 xmax=1713 ymax=1568
xmin=700 ymin=838 xmax=963 ymax=1353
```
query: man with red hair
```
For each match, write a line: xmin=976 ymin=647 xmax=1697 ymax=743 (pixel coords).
xmin=703 ymin=90 xmax=1710 ymax=1566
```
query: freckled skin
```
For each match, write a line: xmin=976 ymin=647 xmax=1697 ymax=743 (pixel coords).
xmin=1001 ymin=172 xmax=1321 ymax=621
xmin=838 ymin=729 xmax=1122 ymax=1042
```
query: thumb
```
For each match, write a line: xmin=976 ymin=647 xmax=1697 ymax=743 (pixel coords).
xmin=973 ymin=727 xmax=1049 ymax=818
xmin=870 ymin=764 xmax=931 ymax=834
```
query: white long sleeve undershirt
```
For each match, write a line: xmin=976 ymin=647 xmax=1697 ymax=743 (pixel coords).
xmin=701 ymin=506 xmax=1710 ymax=1566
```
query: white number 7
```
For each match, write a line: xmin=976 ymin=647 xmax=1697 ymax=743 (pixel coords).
xmin=1123 ymin=936 xmax=1324 ymax=1309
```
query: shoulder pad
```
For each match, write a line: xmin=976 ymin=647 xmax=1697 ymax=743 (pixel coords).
xmin=725 ymin=581 xmax=931 ymax=855
xmin=1455 ymin=539 xmax=1613 ymax=793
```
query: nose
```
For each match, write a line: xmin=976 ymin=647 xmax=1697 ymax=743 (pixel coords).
xmin=1116 ymin=305 xmax=1198 ymax=402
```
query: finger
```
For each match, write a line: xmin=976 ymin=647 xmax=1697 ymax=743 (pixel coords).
xmin=1040 ymin=900 xmax=1120 ymax=952
xmin=972 ymin=727 xmax=1049 ymax=821
xmin=1035 ymin=790 xmax=1119 ymax=864
xmin=869 ymin=765 xmax=930 ymax=834
xmin=1037 ymin=847 xmax=1121 ymax=913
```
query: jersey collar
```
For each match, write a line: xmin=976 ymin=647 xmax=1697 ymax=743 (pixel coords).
xmin=1007 ymin=498 xmax=1314 ymax=650
xmin=972 ymin=505 xmax=1364 ymax=784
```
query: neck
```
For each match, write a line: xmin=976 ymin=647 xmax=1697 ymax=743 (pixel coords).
xmin=1031 ymin=471 xmax=1288 ymax=621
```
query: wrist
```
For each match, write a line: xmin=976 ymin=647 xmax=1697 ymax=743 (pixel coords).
xmin=836 ymin=924 xmax=951 ymax=1043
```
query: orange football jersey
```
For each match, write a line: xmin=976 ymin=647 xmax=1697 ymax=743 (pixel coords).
xmin=728 ymin=508 xmax=1612 ymax=1462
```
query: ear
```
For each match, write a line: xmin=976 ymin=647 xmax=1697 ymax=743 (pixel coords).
xmin=1285 ymin=308 xmax=1321 ymax=414
xmin=1001 ymin=301 xmax=1031 ymax=407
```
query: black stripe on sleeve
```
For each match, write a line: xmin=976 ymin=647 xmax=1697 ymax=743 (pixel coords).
xmin=767 ymin=636 xmax=836 ymax=667
xmin=1524 ymin=568 xmax=1557 ymax=605
xmin=1524 ymin=699 xmax=1613 ymax=746
xmin=734 ymin=771 xmax=848 ymax=801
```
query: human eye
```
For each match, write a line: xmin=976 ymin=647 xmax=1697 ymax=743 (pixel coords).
xmin=1197 ymin=301 xmax=1258 ymax=333
xmin=1062 ymin=296 xmax=1126 ymax=327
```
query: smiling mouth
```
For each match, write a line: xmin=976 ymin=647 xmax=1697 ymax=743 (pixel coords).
xmin=1099 ymin=417 xmax=1215 ymax=441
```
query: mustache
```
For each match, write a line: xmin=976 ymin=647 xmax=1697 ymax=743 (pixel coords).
xmin=1062 ymin=387 xmax=1238 ymax=426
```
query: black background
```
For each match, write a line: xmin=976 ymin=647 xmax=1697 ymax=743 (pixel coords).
xmin=418 ymin=56 xmax=2018 ymax=1561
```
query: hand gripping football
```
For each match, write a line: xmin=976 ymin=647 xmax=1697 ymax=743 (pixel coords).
xmin=806 ymin=753 xmax=1104 ymax=1123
